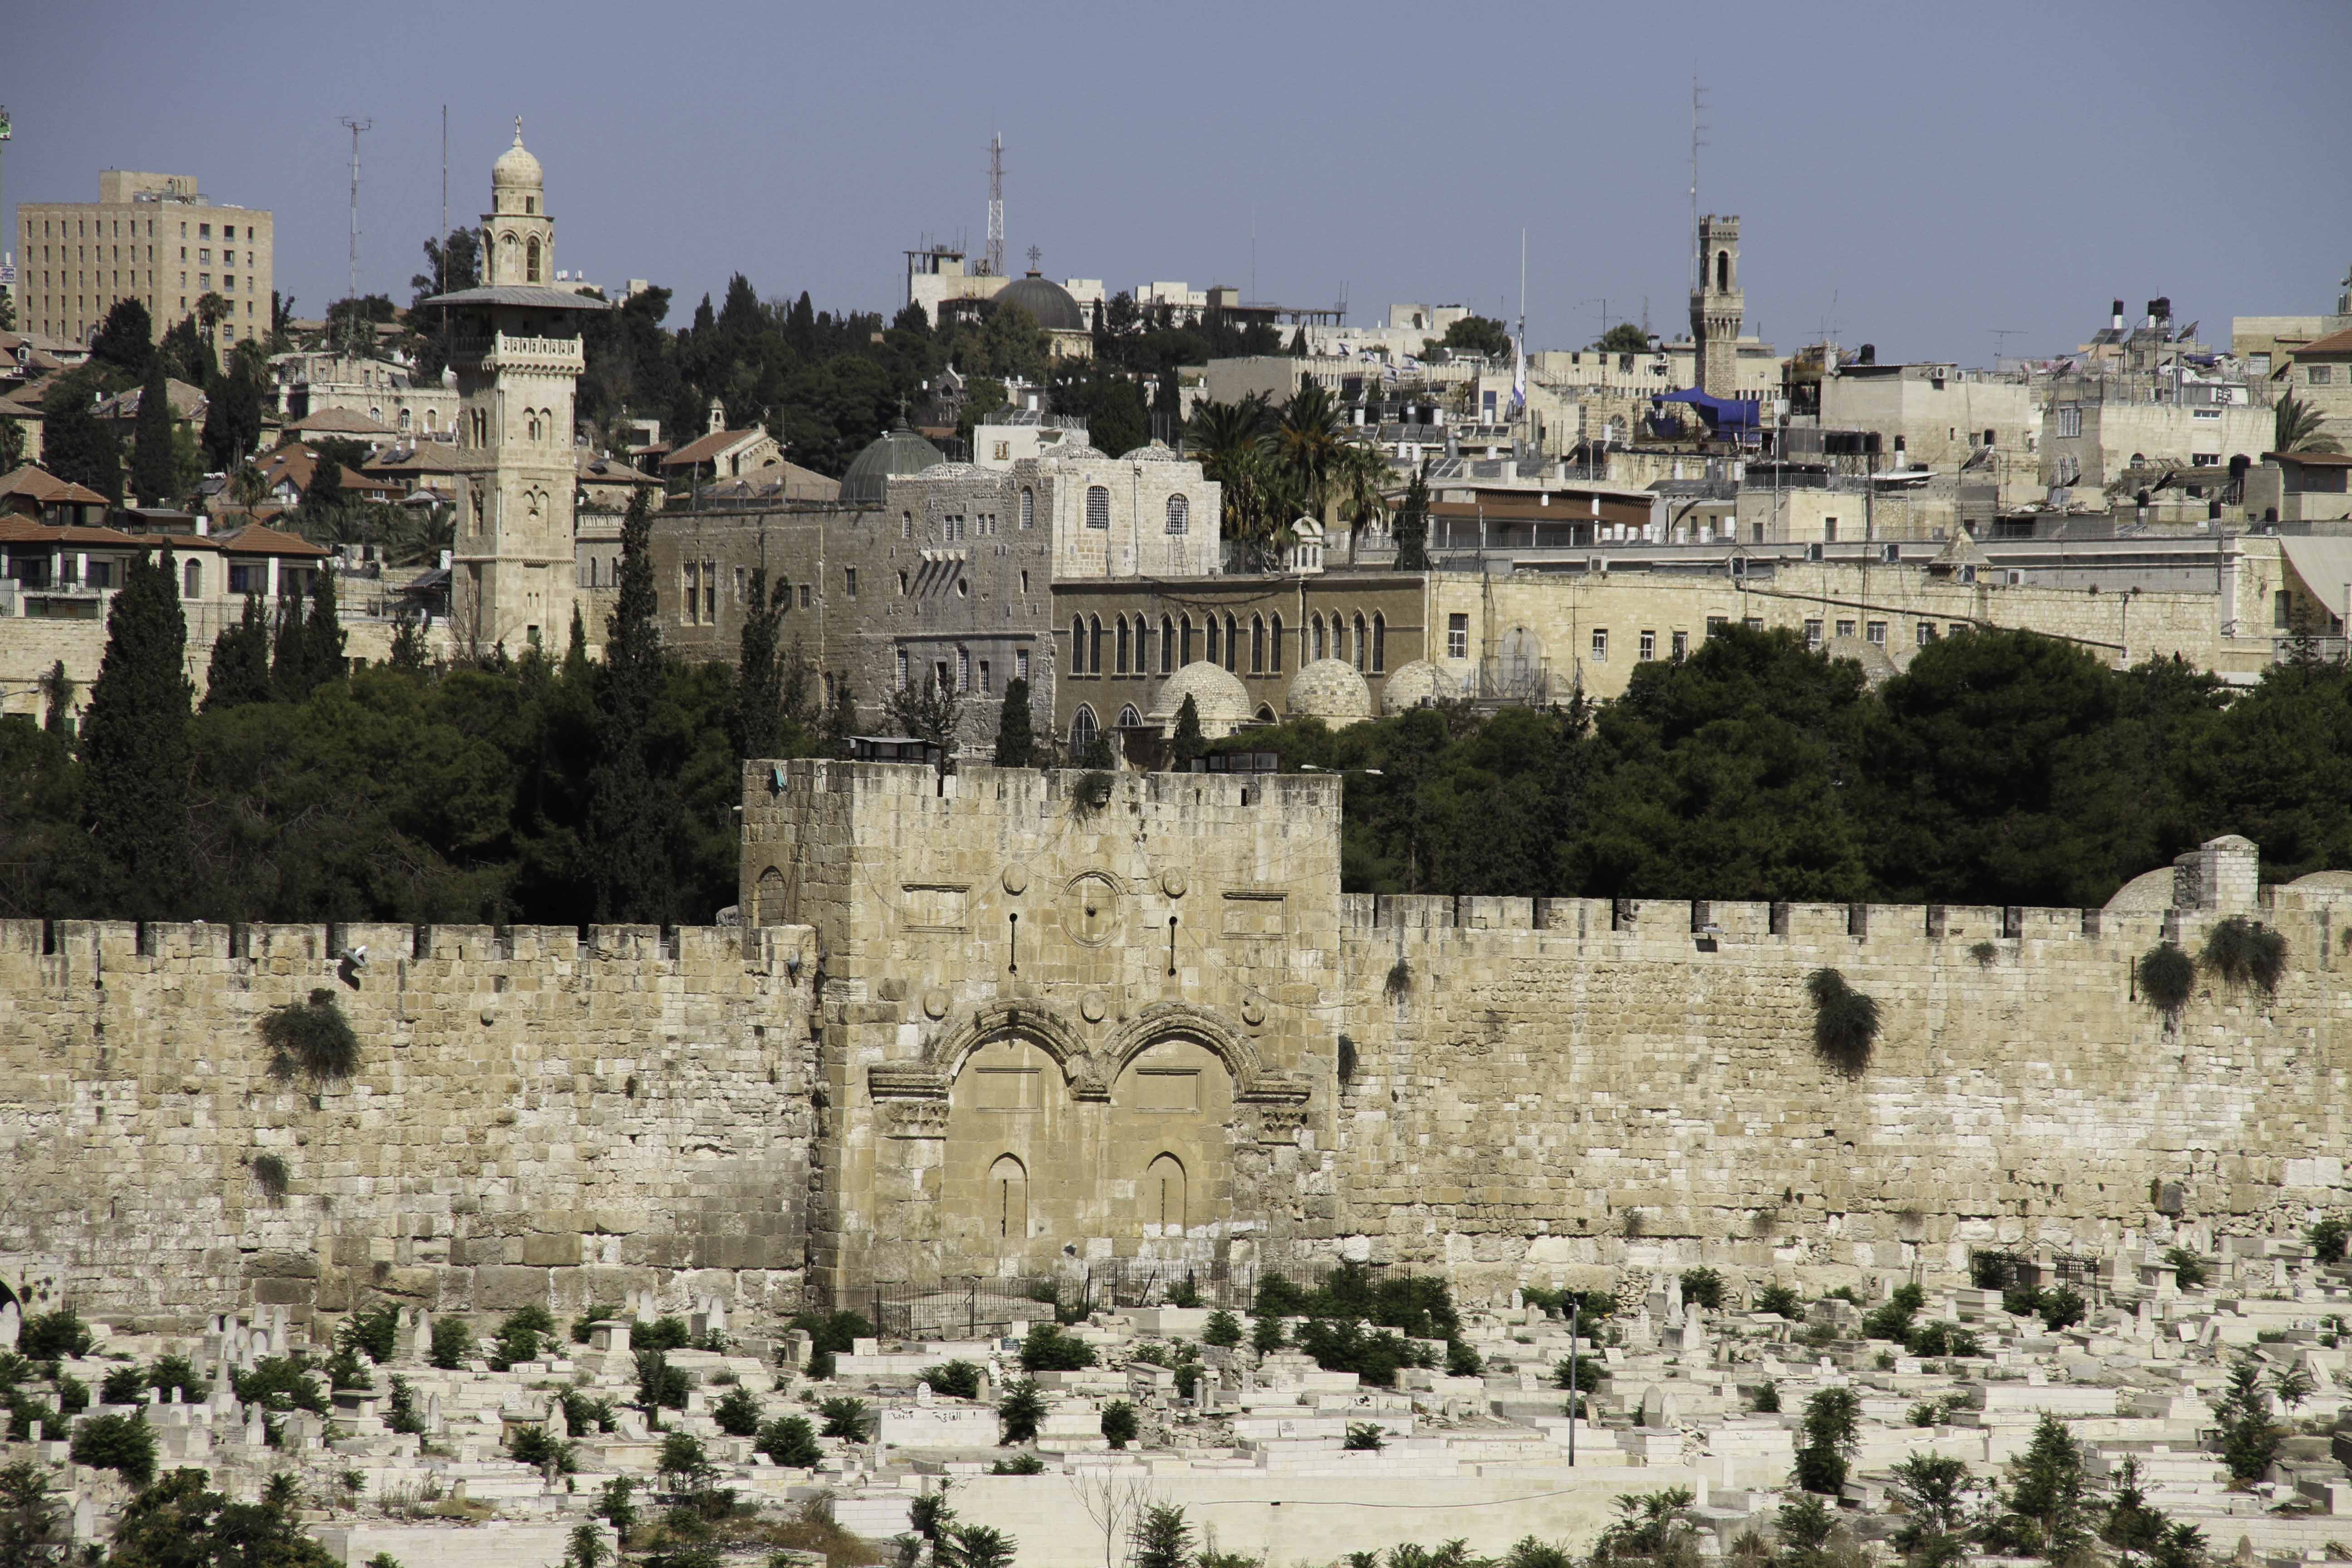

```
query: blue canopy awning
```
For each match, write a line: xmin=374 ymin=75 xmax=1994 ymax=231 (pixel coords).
xmin=1652 ymin=386 xmax=1762 ymax=432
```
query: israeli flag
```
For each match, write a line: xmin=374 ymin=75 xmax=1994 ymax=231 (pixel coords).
xmin=1511 ymin=335 xmax=1527 ymax=413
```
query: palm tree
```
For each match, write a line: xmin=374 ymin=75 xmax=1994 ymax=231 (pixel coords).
xmin=2275 ymin=390 xmax=2342 ymax=454
xmin=1186 ymin=393 xmax=1278 ymax=565
xmin=1274 ymin=381 xmax=1345 ymax=524
xmin=1332 ymin=441 xmax=1392 ymax=564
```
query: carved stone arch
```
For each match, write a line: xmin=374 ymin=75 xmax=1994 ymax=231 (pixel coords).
xmin=919 ymin=1002 xmax=1099 ymax=1097
xmin=1102 ymin=1001 xmax=1262 ymax=1095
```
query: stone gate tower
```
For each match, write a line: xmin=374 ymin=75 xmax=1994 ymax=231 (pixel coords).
xmin=1690 ymin=213 xmax=1743 ymax=399
xmin=426 ymin=122 xmax=606 ymax=654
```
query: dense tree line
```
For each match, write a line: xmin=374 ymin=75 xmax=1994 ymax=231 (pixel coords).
xmin=1212 ymin=624 xmax=2352 ymax=907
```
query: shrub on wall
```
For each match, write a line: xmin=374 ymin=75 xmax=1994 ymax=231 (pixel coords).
xmin=2201 ymin=916 xmax=2287 ymax=995
xmin=261 ymin=989 xmax=359 ymax=1086
xmin=2137 ymin=944 xmax=2196 ymax=1018
xmin=249 ymin=1154 xmax=289 ymax=1202
xmin=1805 ymin=968 xmax=1881 ymax=1075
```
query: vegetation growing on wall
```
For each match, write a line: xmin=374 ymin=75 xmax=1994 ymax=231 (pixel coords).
xmin=2137 ymin=944 xmax=2197 ymax=1017
xmin=261 ymin=990 xmax=359 ymax=1085
xmin=2200 ymin=916 xmax=2288 ymax=995
xmin=1805 ymin=968 xmax=1881 ymax=1074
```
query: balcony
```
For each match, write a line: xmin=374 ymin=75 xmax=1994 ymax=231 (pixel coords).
xmin=447 ymin=332 xmax=584 ymax=373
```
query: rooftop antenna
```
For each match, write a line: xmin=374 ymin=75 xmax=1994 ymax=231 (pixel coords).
xmin=339 ymin=116 xmax=372 ymax=304
xmin=1989 ymin=328 xmax=2025 ymax=366
xmin=1688 ymin=77 xmax=1708 ymax=294
xmin=985 ymin=133 xmax=1004 ymax=278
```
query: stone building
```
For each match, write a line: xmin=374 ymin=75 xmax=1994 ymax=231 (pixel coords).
xmin=15 ymin=171 xmax=274 ymax=353
xmin=422 ymin=125 xmax=607 ymax=656
xmin=269 ymin=351 xmax=459 ymax=441
xmin=1690 ymin=214 xmax=1744 ymax=400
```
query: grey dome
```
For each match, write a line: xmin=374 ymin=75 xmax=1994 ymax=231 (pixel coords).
xmin=840 ymin=425 xmax=945 ymax=505
xmin=995 ymin=274 xmax=1085 ymax=333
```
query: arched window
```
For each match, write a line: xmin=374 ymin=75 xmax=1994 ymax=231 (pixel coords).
xmin=423 ymin=409 xmax=437 ymax=433
xmin=1072 ymin=615 xmax=1088 ymax=675
xmin=1166 ymin=494 xmax=1189 ymax=534
xmin=1116 ymin=615 xmax=1131 ymax=675
xmin=1089 ymin=615 xmax=1104 ymax=675
xmin=1255 ymin=704 xmax=1277 ymax=724
xmin=526 ymin=237 xmax=542 ymax=284
xmin=1145 ymin=1153 xmax=1187 ymax=1232
xmin=1086 ymin=485 xmax=1110 ymax=529
xmin=1352 ymin=613 xmax=1367 ymax=670
xmin=1270 ymin=613 xmax=1284 ymax=674
xmin=1223 ymin=614 xmax=1238 ymax=672
xmin=1312 ymin=614 xmax=1326 ymax=660
xmin=1715 ymin=249 xmax=1729 ymax=291
xmin=398 ymin=408 xmax=412 ymax=433
xmin=1371 ymin=612 xmax=1387 ymax=673
xmin=1206 ymin=615 xmax=1220 ymax=667
xmin=500 ymin=231 xmax=517 ymax=277
xmin=1071 ymin=705 xmax=1099 ymax=754
xmin=1019 ymin=487 xmax=1035 ymax=529
xmin=1117 ymin=704 xmax=1141 ymax=728
xmin=1250 ymin=614 xmax=1266 ymax=674
xmin=989 ymin=1155 xmax=1028 ymax=1241
xmin=1160 ymin=615 xmax=1176 ymax=674
xmin=755 ymin=865 xmax=788 ymax=927
xmin=183 ymin=558 xmax=201 ymax=598
xmin=1179 ymin=614 xmax=1194 ymax=666
xmin=956 ymin=647 xmax=971 ymax=691
xmin=526 ymin=411 xmax=541 ymax=442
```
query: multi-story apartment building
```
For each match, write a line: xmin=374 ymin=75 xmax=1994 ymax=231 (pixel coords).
xmin=15 ymin=172 xmax=274 ymax=353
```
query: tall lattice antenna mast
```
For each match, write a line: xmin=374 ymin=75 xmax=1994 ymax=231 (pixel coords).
xmin=985 ymin=133 xmax=1004 ymax=277
xmin=1688 ymin=78 xmax=1707 ymax=295
xmin=339 ymin=116 xmax=372 ymax=302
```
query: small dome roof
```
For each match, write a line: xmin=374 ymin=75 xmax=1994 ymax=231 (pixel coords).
xmin=1147 ymin=661 xmax=1253 ymax=738
xmin=2102 ymin=867 xmax=2177 ymax=914
xmin=840 ymin=425 xmax=945 ymax=504
xmin=1123 ymin=439 xmax=1180 ymax=462
xmin=995 ymin=274 xmax=1085 ymax=333
xmin=1380 ymin=659 xmax=1458 ymax=714
xmin=1042 ymin=441 xmax=1106 ymax=463
xmin=492 ymin=122 xmax=544 ymax=189
xmin=1287 ymin=659 xmax=1374 ymax=723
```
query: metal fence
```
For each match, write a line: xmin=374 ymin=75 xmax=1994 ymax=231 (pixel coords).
xmin=870 ymin=1277 xmax=1059 ymax=1341
xmin=865 ymin=1253 xmax=1430 ymax=1337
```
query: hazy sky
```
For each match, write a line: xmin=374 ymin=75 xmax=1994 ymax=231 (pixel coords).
xmin=9 ymin=0 xmax=2349 ymax=365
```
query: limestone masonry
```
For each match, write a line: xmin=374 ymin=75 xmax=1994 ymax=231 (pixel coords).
xmin=3 ymin=763 xmax=2347 ymax=1326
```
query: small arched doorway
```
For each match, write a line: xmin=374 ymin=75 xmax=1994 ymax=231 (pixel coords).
xmin=989 ymin=1155 xmax=1029 ymax=1241
xmin=1144 ymin=1153 xmax=1187 ymax=1233
xmin=755 ymin=865 xmax=788 ymax=926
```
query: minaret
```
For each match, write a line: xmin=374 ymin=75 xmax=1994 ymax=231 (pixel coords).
xmin=1690 ymin=214 xmax=1743 ymax=399
xmin=427 ymin=121 xmax=605 ymax=655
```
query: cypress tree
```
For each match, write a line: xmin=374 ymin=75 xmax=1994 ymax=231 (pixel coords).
xmin=302 ymin=568 xmax=346 ymax=686
xmin=1170 ymin=694 xmax=1206 ymax=768
xmin=728 ymin=567 xmax=787 ymax=760
xmin=992 ymin=676 xmax=1035 ymax=767
xmin=80 ymin=547 xmax=193 ymax=912
xmin=130 ymin=358 xmax=179 ymax=507
xmin=586 ymin=490 xmax=676 ymax=922
xmin=1393 ymin=469 xmax=1431 ymax=571
xmin=270 ymin=589 xmax=310 ymax=702
xmin=204 ymin=594 xmax=275 ymax=709
xmin=39 ymin=661 xmax=76 ymax=739
xmin=40 ymin=379 xmax=122 ymax=502
xmin=563 ymin=603 xmax=589 ymax=682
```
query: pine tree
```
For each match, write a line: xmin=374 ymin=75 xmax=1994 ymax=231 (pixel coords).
xmin=40 ymin=380 xmax=122 ymax=502
xmin=270 ymin=589 xmax=311 ymax=702
xmin=2212 ymin=1354 xmax=2281 ymax=1485
xmin=1999 ymin=1411 xmax=2090 ymax=1556
xmin=130 ymin=358 xmax=179 ymax=506
xmin=993 ymin=676 xmax=1036 ymax=767
xmin=80 ymin=548 xmax=193 ymax=913
xmin=204 ymin=595 xmax=275 ymax=709
xmin=1169 ymin=694 xmax=1206 ymax=769
xmin=1394 ymin=469 xmax=1432 ymax=571
xmin=729 ymin=568 xmax=788 ymax=760
xmin=1129 ymin=1504 xmax=1193 ymax=1568
xmin=303 ymin=568 xmax=346 ymax=686
xmin=586 ymin=490 xmax=677 ymax=923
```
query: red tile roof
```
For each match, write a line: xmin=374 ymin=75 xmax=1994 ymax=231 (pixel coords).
xmin=662 ymin=428 xmax=771 ymax=467
xmin=213 ymin=521 xmax=329 ymax=558
xmin=2298 ymin=326 xmax=2352 ymax=356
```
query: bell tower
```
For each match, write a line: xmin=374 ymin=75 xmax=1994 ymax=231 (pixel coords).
xmin=1690 ymin=214 xmax=1744 ymax=399
xmin=426 ymin=122 xmax=606 ymax=655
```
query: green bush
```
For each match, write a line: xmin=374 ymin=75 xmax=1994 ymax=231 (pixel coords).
xmin=1100 ymin=1399 xmax=1138 ymax=1449
xmin=1342 ymin=1422 xmax=1386 ymax=1451
xmin=712 ymin=1385 xmax=762 ymax=1437
xmin=262 ymin=988 xmax=361 ymax=1084
xmin=341 ymin=1304 xmax=402 ymax=1363
xmin=102 ymin=1364 xmax=147 ymax=1405
xmin=232 ymin=1355 xmax=327 ymax=1415
xmin=20 ymin=1310 xmax=92 ymax=1361
xmin=1906 ymin=1321 xmax=1982 ymax=1358
xmin=818 ymin=1396 xmax=870 ymax=1441
xmin=1292 ymin=1318 xmax=1432 ymax=1387
xmin=636 ymin=1352 xmax=690 ymax=1411
xmin=54 ymin=1377 xmax=86 ymax=1416
xmin=2038 ymin=1287 xmax=2086 ymax=1332
xmin=1019 ymin=1323 xmax=1096 ymax=1372
xmin=70 ymin=1411 xmax=157 ymax=1485
xmin=1677 ymin=1268 xmax=1725 ymax=1311
xmin=1254 ymin=1276 xmax=1307 ymax=1317
xmin=756 ymin=1415 xmax=822 ymax=1467
xmin=250 ymin=1153 xmax=290 ymax=1200
xmin=2001 ymin=1284 xmax=2045 ymax=1319
xmin=1860 ymin=1283 xmax=1926 ymax=1341
xmin=1754 ymin=1284 xmax=1803 ymax=1320
xmin=6 ymin=1394 xmax=58 ymax=1441
xmin=490 ymin=1306 xmax=556 ymax=1370
xmin=919 ymin=1360 xmax=981 ymax=1400
xmin=634 ymin=1315 xmax=691 ymax=1353
xmin=572 ymin=1304 xmax=623 ymax=1344
xmin=428 ymin=1318 xmax=474 ymax=1370
xmin=996 ymin=1379 xmax=1044 ymax=1444
xmin=1250 ymin=1315 xmax=1286 ymax=1356
xmin=509 ymin=1424 xmax=577 ymax=1472
xmin=2137 ymin=944 xmax=2196 ymax=1017
xmin=1203 ymin=1311 xmax=1242 ymax=1348
xmin=989 ymin=1452 xmax=1045 ymax=1475
xmin=324 ymin=1345 xmax=373 ymax=1391
xmin=1749 ymin=1381 xmax=1780 ymax=1414
xmin=1446 ymin=1339 xmax=1484 ymax=1377
xmin=1806 ymin=968 xmax=1881 ymax=1074
xmin=2201 ymin=916 xmax=2287 ymax=995
xmin=2164 ymin=1247 xmax=2210 ymax=1289
xmin=1554 ymin=1356 xmax=1601 ymax=1394
xmin=2309 ymin=1216 xmax=2348 ymax=1266
xmin=559 ymin=1388 xmax=616 ymax=1434
xmin=385 ymin=1377 xmax=422 ymax=1435
xmin=784 ymin=1310 xmax=872 ymax=1380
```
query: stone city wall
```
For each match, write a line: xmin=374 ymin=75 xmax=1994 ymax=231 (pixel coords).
xmin=0 ymin=611 xmax=428 ymax=721
xmin=1328 ymin=863 xmax=2352 ymax=1299
xmin=0 ymin=917 xmax=817 ymax=1329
